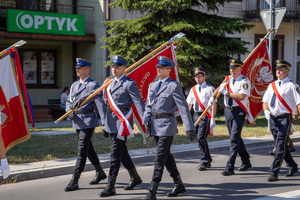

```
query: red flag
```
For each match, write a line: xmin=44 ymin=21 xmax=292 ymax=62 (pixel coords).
xmin=241 ymin=39 xmax=273 ymax=121
xmin=0 ymin=54 xmax=31 ymax=152
xmin=127 ymin=44 xmax=179 ymax=139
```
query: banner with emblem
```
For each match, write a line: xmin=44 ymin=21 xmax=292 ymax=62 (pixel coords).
xmin=127 ymin=44 xmax=179 ymax=139
xmin=241 ymin=39 xmax=273 ymax=121
xmin=0 ymin=52 xmax=31 ymax=152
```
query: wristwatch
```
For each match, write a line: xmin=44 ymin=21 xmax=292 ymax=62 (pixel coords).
xmin=226 ymin=92 xmax=230 ymax=97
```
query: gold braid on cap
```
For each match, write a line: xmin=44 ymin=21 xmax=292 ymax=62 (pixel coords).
xmin=198 ymin=70 xmax=206 ymax=75
xmin=230 ymin=63 xmax=243 ymax=66
xmin=277 ymin=63 xmax=290 ymax=69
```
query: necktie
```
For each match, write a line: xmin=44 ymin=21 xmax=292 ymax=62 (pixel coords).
xmin=270 ymin=81 xmax=281 ymax=107
xmin=156 ymin=81 xmax=162 ymax=93
xmin=78 ymin=83 xmax=82 ymax=90
xmin=199 ymin=86 xmax=201 ymax=93
xmin=228 ymin=79 xmax=236 ymax=106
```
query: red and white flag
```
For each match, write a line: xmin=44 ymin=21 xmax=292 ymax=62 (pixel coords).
xmin=0 ymin=54 xmax=30 ymax=151
xmin=127 ymin=44 xmax=179 ymax=139
xmin=241 ymin=39 xmax=273 ymax=122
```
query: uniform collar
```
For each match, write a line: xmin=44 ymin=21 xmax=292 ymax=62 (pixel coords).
xmin=198 ymin=81 xmax=206 ymax=87
xmin=80 ymin=76 xmax=89 ymax=84
xmin=159 ymin=76 xmax=169 ymax=84
xmin=278 ymin=76 xmax=290 ymax=83
xmin=115 ymin=74 xmax=125 ymax=81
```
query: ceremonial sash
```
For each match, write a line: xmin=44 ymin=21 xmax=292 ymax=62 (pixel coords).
xmin=192 ymin=86 xmax=213 ymax=134
xmin=105 ymin=79 xmax=135 ymax=140
xmin=271 ymin=81 xmax=294 ymax=132
xmin=225 ymin=76 xmax=254 ymax=125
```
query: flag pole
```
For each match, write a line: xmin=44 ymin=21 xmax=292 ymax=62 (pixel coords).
xmin=0 ymin=40 xmax=27 ymax=59
xmin=55 ymin=33 xmax=186 ymax=124
xmin=194 ymin=30 xmax=274 ymax=126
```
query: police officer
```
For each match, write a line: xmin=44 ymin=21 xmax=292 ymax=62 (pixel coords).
xmin=65 ymin=58 xmax=107 ymax=191
xmin=262 ymin=60 xmax=300 ymax=182
xmin=99 ymin=55 xmax=145 ymax=197
xmin=213 ymin=59 xmax=252 ymax=176
xmin=186 ymin=67 xmax=216 ymax=171
xmin=143 ymin=56 xmax=196 ymax=200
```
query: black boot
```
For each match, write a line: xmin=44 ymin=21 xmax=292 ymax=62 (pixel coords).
xmin=89 ymin=163 xmax=107 ymax=185
xmin=99 ymin=176 xmax=116 ymax=197
xmin=124 ymin=167 xmax=142 ymax=190
xmin=166 ymin=175 xmax=186 ymax=197
xmin=64 ymin=172 xmax=80 ymax=192
xmin=144 ymin=181 xmax=159 ymax=200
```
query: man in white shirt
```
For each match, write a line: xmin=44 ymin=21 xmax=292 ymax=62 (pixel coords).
xmin=186 ymin=67 xmax=216 ymax=171
xmin=262 ymin=59 xmax=300 ymax=182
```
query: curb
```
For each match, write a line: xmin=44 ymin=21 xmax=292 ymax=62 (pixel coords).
xmin=3 ymin=135 xmax=300 ymax=182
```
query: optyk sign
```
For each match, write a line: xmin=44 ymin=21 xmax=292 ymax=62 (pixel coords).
xmin=6 ymin=9 xmax=85 ymax=36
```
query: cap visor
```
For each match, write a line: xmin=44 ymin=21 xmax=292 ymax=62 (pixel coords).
xmin=229 ymin=65 xmax=242 ymax=68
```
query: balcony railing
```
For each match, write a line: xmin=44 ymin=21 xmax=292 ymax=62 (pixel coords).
xmin=0 ymin=0 xmax=94 ymax=34
xmin=244 ymin=0 xmax=300 ymax=20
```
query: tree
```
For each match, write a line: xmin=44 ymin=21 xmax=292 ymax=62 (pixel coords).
xmin=102 ymin=0 xmax=254 ymax=88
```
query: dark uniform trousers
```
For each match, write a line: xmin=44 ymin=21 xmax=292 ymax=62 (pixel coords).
xmin=225 ymin=107 xmax=250 ymax=170
xmin=75 ymin=128 xmax=100 ymax=174
xmin=152 ymin=136 xmax=180 ymax=183
xmin=269 ymin=114 xmax=297 ymax=175
xmin=109 ymin=133 xmax=135 ymax=178
xmin=194 ymin=113 xmax=212 ymax=165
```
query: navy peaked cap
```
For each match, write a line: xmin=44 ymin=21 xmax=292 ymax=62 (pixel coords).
xmin=228 ymin=59 xmax=243 ymax=68
xmin=111 ymin=55 xmax=128 ymax=66
xmin=275 ymin=59 xmax=291 ymax=69
xmin=193 ymin=67 xmax=207 ymax=76
xmin=75 ymin=58 xmax=92 ymax=68
xmin=156 ymin=56 xmax=175 ymax=68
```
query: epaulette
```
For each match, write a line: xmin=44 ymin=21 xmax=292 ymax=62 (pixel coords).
xmin=242 ymin=76 xmax=248 ymax=81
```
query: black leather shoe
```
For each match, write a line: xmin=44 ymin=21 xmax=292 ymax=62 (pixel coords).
xmin=267 ymin=174 xmax=278 ymax=182
xmin=285 ymin=168 xmax=298 ymax=177
xmin=221 ymin=169 xmax=234 ymax=176
xmin=238 ymin=163 xmax=252 ymax=171
xmin=197 ymin=163 xmax=211 ymax=171
xmin=166 ymin=175 xmax=186 ymax=197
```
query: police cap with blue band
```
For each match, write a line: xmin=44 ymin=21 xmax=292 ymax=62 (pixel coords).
xmin=275 ymin=59 xmax=291 ymax=69
xmin=75 ymin=58 xmax=92 ymax=68
xmin=228 ymin=59 xmax=243 ymax=68
xmin=193 ymin=67 xmax=207 ymax=76
xmin=156 ymin=56 xmax=175 ymax=68
xmin=111 ymin=55 xmax=128 ymax=67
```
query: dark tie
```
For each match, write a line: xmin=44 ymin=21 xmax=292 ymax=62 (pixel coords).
xmin=199 ymin=86 xmax=201 ymax=93
xmin=228 ymin=79 xmax=236 ymax=106
xmin=270 ymin=81 xmax=281 ymax=107
xmin=156 ymin=81 xmax=162 ymax=93
xmin=78 ymin=83 xmax=82 ymax=90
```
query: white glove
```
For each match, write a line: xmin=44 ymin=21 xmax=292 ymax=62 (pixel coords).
xmin=210 ymin=118 xmax=216 ymax=128
xmin=1 ymin=158 xmax=10 ymax=179
xmin=208 ymin=97 xmax=215 ymax=106
xmin=220 ymin=82 xmax=226 ymax=89
xmin=218 ymin=87 xmax=227 ymax=95
xmin=264 ymin=110 xmax=271 ymax=120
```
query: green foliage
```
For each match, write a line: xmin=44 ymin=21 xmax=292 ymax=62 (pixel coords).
xmin=102 ymin=0 xmax=254 ymax=89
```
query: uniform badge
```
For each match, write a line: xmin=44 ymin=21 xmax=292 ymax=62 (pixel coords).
xmin=297 ymin=87 xmax=300 ymax=94
xmin=243 ymin=83 xmax=248 ymax=90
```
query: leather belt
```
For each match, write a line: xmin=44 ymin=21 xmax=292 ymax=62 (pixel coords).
xmin=271 ymin=113 xmax=291 ymax=119
xmin=225 ymin=106 xmax=240 ymax=111
xmin=195 ymin=112 xmax=203 ymax=115
xmin=107 ymin=107 xmax=131 ymax=112
xmin=74 ymin=110 xmax=96 ymax=114
xmin=152 ymin=113 xmax=175 ymax=119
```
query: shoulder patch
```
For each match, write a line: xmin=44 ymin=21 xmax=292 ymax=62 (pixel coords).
xmin=243 ymin=76 xmax=248 ymax=81
xmin=242 ymin=83 xmax=248 ymax=90
xmin=297 ymin=87 xmax=300 ymax=94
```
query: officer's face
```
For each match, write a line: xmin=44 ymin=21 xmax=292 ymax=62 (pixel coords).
xmin=156 ymin=66 xmax=171 ymax=79
xmin=194 ymin=74 xmax=205 ymax=84
xmin=111 ymin=65 xmax=126 ymax=78
xmin=276 ymin=67 xmax=289 ymax=80
xmin=229 ymin=67 xmax=242 ymax=79
xmin=76 ymin=66 xmax=90 ymax=78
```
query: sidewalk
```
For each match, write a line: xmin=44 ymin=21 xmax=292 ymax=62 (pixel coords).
xmin=3 ymin=125 xmax=300 ymax=181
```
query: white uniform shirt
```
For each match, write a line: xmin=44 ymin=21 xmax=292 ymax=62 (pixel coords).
xmin=223 ymin=74 xmax=251 ymax=107
xmin=262 ymin=77 xmax=300 ymax=117
xmin=186 ymin=81 xmax=215 ymax=112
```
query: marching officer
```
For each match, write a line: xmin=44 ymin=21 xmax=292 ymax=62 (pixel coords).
xmin=186 ymin=67 xmax=217 ymax=171
xmin=143 ymin=56 xmax=196 ymax=200
xmin=212 ymin=59 xmax=252 ymax=176
xmin=65 ymin=58 xmax=107 ymax=191
xmin=99 ymin=55 xmax=145 ymax=197
xmin=262 ymin=60 xmax=300 ymax=182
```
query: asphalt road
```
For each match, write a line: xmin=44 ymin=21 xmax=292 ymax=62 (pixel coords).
xmin=1 ymin=143 xmax=300 ymax=200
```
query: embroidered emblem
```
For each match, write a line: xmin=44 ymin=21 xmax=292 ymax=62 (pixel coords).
xmin=243 ymin=83 xmax=248 ymax=90
xmin=297 ymin=87 xmax=300 ymax=94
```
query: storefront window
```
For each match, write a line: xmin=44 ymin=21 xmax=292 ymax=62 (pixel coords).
xmin=21 ymin=49 xmax=57 ymax=88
